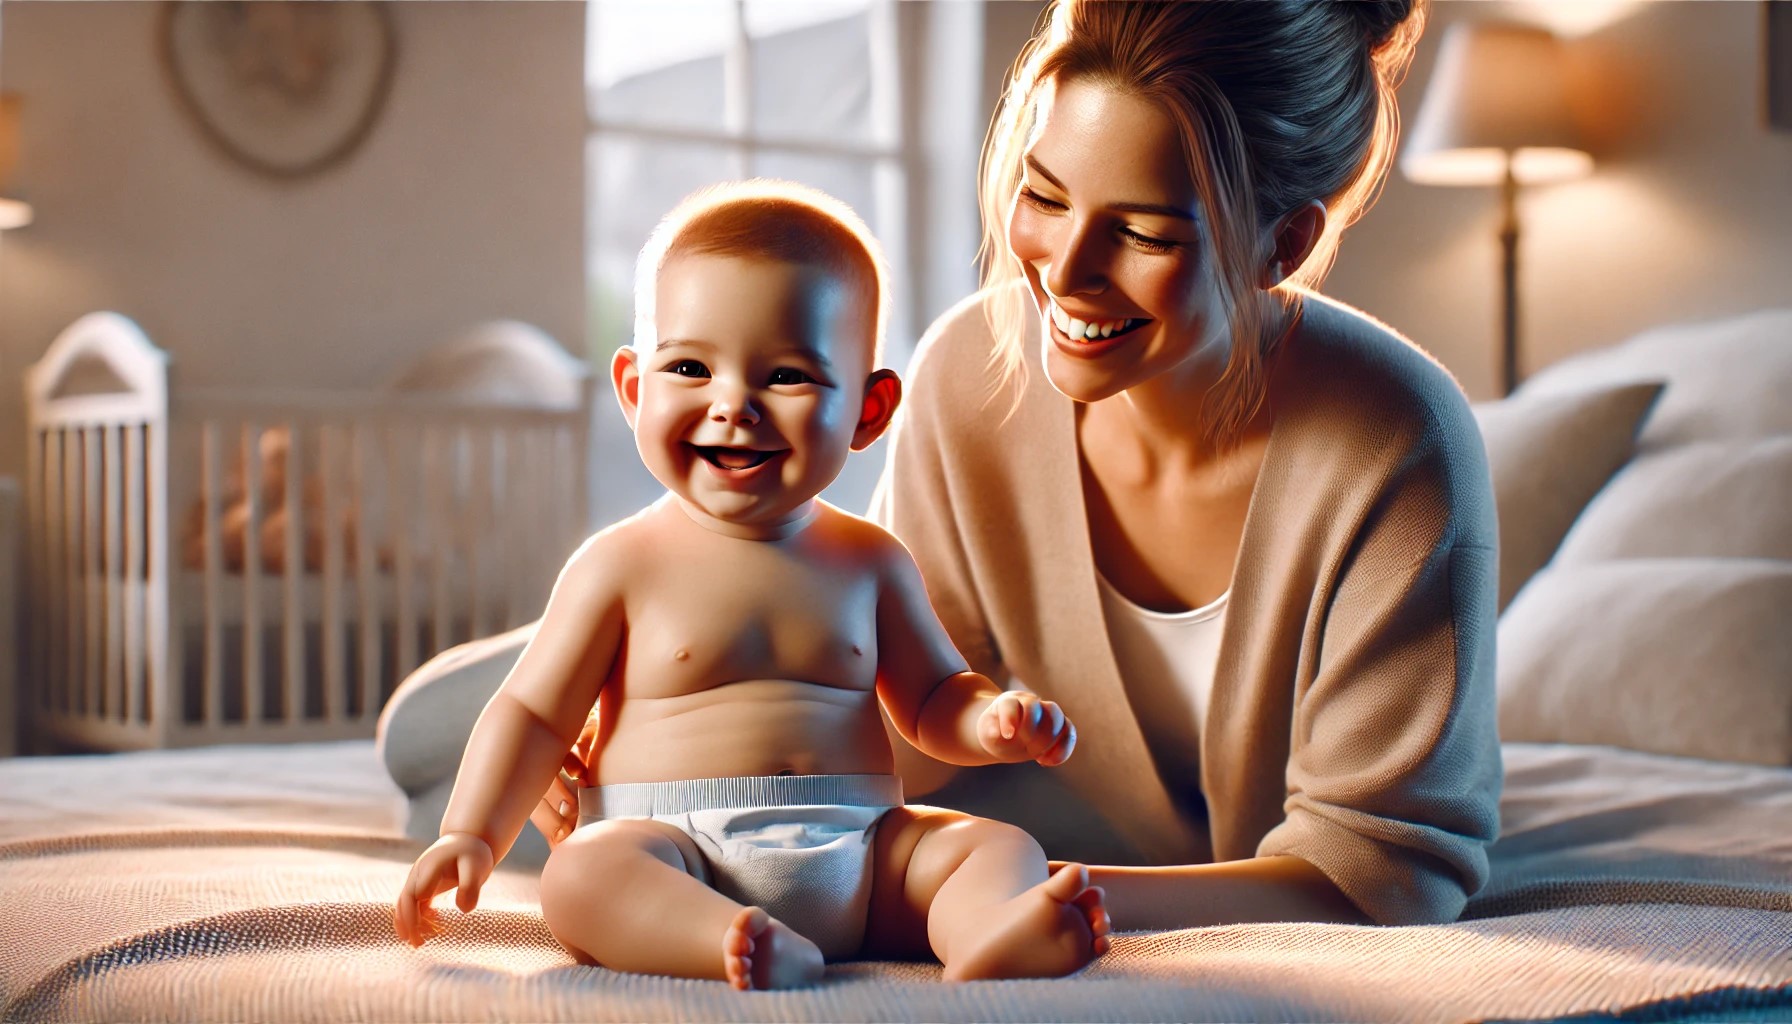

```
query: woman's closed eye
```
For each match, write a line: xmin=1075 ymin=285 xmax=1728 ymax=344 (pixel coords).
xmin=1018 ymin=186 xmax=1066 ymax=213
xmin=1120 ymin=229 xmax=1181 ymax=255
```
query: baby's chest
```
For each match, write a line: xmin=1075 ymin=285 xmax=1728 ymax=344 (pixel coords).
xmin=621 ymin=570 xmax=880 ymax=696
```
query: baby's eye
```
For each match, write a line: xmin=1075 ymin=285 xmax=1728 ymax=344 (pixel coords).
xmin=769 ymin=367 xmax=817 ymax=386
xmin=664 ymin=359 xmax=710 ymax=378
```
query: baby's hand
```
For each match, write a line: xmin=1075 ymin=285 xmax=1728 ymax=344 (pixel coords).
xmin=394 ymin=831 xmax=495 ymax=947
xmin=978 ymin=691 xmax=1076 ymax=767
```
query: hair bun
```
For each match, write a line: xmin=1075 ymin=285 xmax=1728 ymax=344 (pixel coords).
xmin=1350 ymin=0 xmax=1418 ymax=50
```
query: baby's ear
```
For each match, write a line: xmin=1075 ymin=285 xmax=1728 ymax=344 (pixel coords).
xmin=851 ymin=369 xmax=902 ymax=451
xmin=610 ymin=346 xmax=642 ymax=431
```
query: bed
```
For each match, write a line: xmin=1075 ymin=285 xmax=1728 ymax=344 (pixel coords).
xmin=4 ymin=309 xmax=1790 ymax=1021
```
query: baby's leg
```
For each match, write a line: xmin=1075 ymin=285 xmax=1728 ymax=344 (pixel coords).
xmin=862 ymin=807 xmax=1111 ymax=980
xmin=539 ymin=818 xmax=823 ymax=990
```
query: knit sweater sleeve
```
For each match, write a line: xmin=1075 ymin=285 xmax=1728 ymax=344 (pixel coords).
xmin=1256 ymin=438 xmax=1504 ymax=926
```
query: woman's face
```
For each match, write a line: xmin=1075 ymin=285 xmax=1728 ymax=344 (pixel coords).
xmin=1007 ymin=78 xmax=1230 ymax=404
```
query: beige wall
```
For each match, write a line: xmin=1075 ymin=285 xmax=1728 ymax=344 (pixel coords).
xmin=1327 ymin=0 xmax=1792 ymax=400
xmin=3 ymin=0 xmax=1786 ymax=460
xmin=0 ymin=1 xmax=587 ymax=480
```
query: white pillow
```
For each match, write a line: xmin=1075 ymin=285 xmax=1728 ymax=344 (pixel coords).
xmin=1497 ymin=558 xmax=1792 ymax=766
xmin=1519 ymin=309 xmax=1792 ymax=450
xmin=1474 ymin=381 xmax=1664 ymax=610
xmin=1554 ymin=437 xmax=1792 ymax=565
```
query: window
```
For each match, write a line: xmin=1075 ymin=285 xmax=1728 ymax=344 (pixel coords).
xmin=586 ymin=1 xmax=912 ymax=356
xmin=584 ymin=1 xmax=1001 ymax=522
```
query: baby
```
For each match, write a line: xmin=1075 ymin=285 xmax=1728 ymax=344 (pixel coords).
xmin=392 ymin=180 xmax=1110 ymax=989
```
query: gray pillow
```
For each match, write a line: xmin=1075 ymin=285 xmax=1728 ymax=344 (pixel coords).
xmin=1497 ymin=558 xmax=1792 ymax=766
xmin=1474 ymin=381 xmax=1664 ymax=610
xmin=1554 ymin=437 xmax=1792 ymax=565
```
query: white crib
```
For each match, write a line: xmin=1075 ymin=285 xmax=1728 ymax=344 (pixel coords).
xmin=22 ymin=312 xmax=595 ymax=751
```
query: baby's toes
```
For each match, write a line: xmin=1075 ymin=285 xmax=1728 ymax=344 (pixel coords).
xmin=723 ymin=906 xmax=770 ymax=991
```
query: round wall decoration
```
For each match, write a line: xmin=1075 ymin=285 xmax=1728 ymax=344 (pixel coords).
xmin=159 ymin=1 xmax=398 ymax=180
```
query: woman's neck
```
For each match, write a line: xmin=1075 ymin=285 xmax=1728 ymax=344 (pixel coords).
xmin=1083 ymin=300 xmax=1296 ymax=477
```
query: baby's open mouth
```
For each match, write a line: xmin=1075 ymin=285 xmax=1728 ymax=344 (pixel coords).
xmin=691 ymin=445 xmax=782 ymax=471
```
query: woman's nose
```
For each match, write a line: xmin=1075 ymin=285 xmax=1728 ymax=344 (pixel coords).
xmin=1044 ymin=220 xmax=1107 ymax=299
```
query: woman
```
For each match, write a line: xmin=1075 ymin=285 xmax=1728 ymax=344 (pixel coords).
xmin=534 ymin=0 xmax=1499 ymax=932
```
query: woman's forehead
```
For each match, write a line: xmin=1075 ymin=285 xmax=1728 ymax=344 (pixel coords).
xmin=1027 ymin=78 xmax=1198 ymax=214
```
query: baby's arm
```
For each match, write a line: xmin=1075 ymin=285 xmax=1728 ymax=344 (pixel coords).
xmin=395 ymin=535 xmax=624 ymax=944
xmin=874 ymin=533 xmax=1074 ymax=768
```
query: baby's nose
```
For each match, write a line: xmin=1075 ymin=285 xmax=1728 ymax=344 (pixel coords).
xmin=708 ymin=391 xmax=760 ymax=425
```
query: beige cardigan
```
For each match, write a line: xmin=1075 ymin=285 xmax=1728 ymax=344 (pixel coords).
xmin=871 ymin=288 xmax=1503 ymax=926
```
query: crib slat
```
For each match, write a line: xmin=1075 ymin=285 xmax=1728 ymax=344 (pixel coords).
xmin=467 ymin=425 xmax=488 ymax=641
xmin=555 ymin=424 xmax=576 ymax=579
xmin=427 ymin=426 xmax=450 ymax=657
xmin=63 ymin=429 xmax=81 ymax=718
xmin=202 ymin=420 xmax=225 ymax=730
xmin=148 ymin=420 xmax=176 ymax=741
xmin=242 ymin=422 xmax=264 ymax=726
xmin=320 ymin=425 xmax=347 ymax=723
xmin=509 ymin=425 xmax=534 ymax=627
xmin=124 ymin=424 xmax=146 ymax=726
xmin=104 ymin=425 xmax=124 ymax=720
xmin=386 ymin=422 xmax=418 ymax=683
xmin=281 ymin=422 xmax=303 ymax=726
xmin=82 ymin=427 xmax=104 ymax=718
xmin=502 ymin=423 xmax=528 ymax=629
xmin=42 ymin=429 xmax=64 ymax=719
xmin=25 ymin=428 xmax=45 ymax=723
xmin=352 ymin=423 xmax=381 ymax=720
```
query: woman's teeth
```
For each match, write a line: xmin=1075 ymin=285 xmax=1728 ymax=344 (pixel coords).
xmin=1049 ymin=301 xmax=1144 ymax=342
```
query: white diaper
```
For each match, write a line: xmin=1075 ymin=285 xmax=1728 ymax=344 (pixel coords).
xmin=577 ymin=774 xmax=903 ymax=960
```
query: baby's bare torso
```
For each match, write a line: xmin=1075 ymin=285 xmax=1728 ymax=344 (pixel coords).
xmin=593 ymin=502 xmax=896 ymax=784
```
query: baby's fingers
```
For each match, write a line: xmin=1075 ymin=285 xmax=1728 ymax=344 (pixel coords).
xmin=984 ymin=692 xmax=1021 ymax=742
xmin=455 ymin=852 xmax=485 ymax=913
xmin=532 ymin=778 xmax=577 ymax=848
xmin=1026 ymin=701 xmax=1066 ymax=753
xmin=1036 ymin=719 xmax=1076 ymax=766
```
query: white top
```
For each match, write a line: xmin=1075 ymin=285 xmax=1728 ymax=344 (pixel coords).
xmin=1095 ymin=571 xmax=1228 ymax=797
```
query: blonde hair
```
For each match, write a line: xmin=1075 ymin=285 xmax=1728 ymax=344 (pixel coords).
xmin=978 ymin=0 xmax=1427 ymax=448
xmin=634 ymin=178 xmax=891 ymax=365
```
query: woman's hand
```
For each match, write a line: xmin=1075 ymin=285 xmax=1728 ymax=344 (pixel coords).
xmin=530 ymin=713 xmax=599 ymax=850
xmin=978 ymin=690 xmax=1076 ymax=767
xmin=394 ymin=831 xmax=495 ymax=946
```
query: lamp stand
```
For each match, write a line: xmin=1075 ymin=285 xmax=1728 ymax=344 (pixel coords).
xmin=1498 ymin=162 xmax=1521 ymax=396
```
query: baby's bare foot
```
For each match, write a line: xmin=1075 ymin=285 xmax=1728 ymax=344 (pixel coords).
xmin=941 ymin=863 xmax=1110 ymax=981
xmin=721 ymin=906 xmax=825 ymax=991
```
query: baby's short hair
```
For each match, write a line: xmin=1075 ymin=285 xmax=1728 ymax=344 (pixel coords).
xmin=633 ymin=179 xmax=890 ymax=365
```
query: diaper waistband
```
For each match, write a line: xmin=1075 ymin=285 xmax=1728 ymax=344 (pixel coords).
xmin=580 ymin=773 xmax=903 ymax=819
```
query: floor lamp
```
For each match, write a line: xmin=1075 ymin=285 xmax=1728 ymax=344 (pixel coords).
xmin=1401 ymin=22 xmax=1591 ymax=396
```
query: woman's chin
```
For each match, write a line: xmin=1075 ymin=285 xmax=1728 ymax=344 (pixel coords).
xmin=1042 ymin=343 xmax=1131 ymax=405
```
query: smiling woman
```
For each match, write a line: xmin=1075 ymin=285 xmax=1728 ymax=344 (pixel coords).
xmin=862 ymin=0 xmax=1508 ymax=933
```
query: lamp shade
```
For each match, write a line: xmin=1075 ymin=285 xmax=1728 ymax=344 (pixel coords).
xmin=1402 ymin=22 xmax=1593 ymax=187
xmin=0 ymin=92 xmax=31 ymax=230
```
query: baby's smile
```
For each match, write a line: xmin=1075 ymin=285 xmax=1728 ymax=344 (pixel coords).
xmin=688 ymin=443 xmax=786 ymax=472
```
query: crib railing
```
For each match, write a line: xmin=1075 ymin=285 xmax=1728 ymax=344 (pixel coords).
xmin=23 ymin=313 xmax=593 ymax=751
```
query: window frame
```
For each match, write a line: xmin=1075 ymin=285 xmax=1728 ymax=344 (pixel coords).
xmin=584 ymin=0 xmax=915 ymax=364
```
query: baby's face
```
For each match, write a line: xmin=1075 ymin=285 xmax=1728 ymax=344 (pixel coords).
xmin=631 ymin=253 xmax=874 ymax=531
